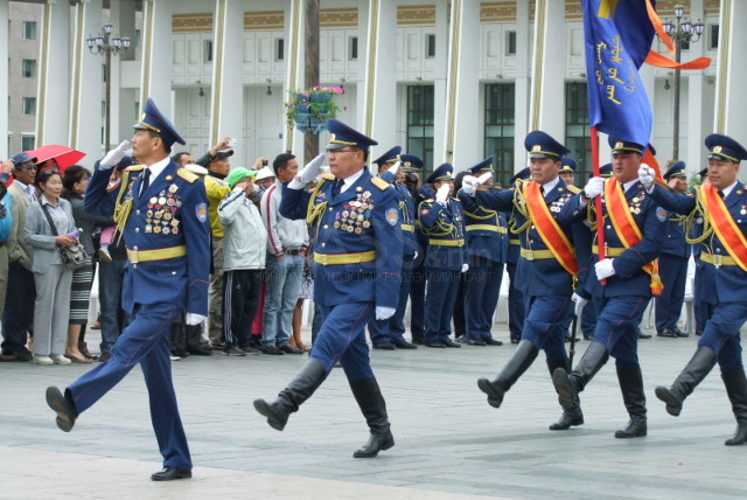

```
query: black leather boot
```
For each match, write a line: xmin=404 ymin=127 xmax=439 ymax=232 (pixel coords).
xmin=349 ymin=377 xmax=395 ymax=458
xmin=253 ymin=358 xmax=327 ymax=431
xmin=170 ymin=320 xmax=188 ymax=357
xmin=547 ymin=358 xmax=584 ymax=430
xmin=654 ymin=346 xmax=716 ymax=416
xmin=552 ymin=341 xmax=609 ymax=411
xmin=185 ymin=324 xmax=212 ymax=355
xmin=615 ymin=366 xmax=647 ymax=438
xmin=477 ymin=340 xmax=538 ymax=408
xmin=722 ymin=368 xmax=747 ymax=446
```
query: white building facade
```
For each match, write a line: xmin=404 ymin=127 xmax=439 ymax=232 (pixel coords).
xmin=2 ymin=0 xmax=746 ymax=185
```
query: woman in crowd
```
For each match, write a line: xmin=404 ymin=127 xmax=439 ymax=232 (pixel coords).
xmin=62 ymin=165 xmax=110 ymax=362
xmin=25 ymin=170 xmax=78 ymax=365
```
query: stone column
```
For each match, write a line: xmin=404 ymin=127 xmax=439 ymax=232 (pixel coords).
xmin=512 ymin=0 xmax=531 ymax=171
xmin=139 ymin=0 xmax=173 ymax=115
xmin=36 ymin=0 xmax=71 ymax=146
xmin=528 ymin=0 xmax=564 ymax=137
xmin=714 ymin=0 xmax=747 ymax=144
xmin=0 ymin=0 xmax=9 ymax=159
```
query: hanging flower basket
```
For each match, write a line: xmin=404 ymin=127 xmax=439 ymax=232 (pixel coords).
xmin=285 ymin=85 xmax=346 ymax=134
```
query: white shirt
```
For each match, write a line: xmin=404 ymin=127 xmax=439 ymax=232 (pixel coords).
xmin=622 ymin=177 xmax=640 ymax=193
xmin=542 ymin=176 xmax=560 ymax=195
xmin=140 ymin=155 xmax=171 ymax=195
xmin=721 ymin=180 xmax=738 ymax=199
xmin=14 ymin=179 xmax=36 ymax=202
xmin=338 ymin=168 xmax=365 ymax=194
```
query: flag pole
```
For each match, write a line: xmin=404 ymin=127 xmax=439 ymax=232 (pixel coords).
xmin=590 ymin=125 xmax=607 ymax=285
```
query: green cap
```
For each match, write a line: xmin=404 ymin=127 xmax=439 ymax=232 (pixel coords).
xmin=226 ymin=167 xmax=256 ymax=188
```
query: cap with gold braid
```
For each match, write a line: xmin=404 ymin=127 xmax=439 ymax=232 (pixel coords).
xmin=372 ymin=146 xmax=401 ymax=169
xmin=705 ymin=134 xmax=747 ymax=163
xmin=399 ymin=154 xmax=423 ymax=173
xmin=426 ymin=163 xmax=454 ymax=183
xmin=608 ymin=136 xmax=646 ymax=155
xmin=133 ymin=98 xmax=186 ymax=148
xmin=469 ymin=156 xmax=494 ymax=175
xmin=524 ymin=130 xmax=570 ymax=160
xmin=325 ymin=119 xmax=378 ymax=152
xmin=559 ymin=157 xmax=577 ymax=174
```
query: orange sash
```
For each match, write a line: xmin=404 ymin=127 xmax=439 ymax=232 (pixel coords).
xmin=604 ymin=178 xmax=663 ymax=295
xmin=522 ymin=182 xmax=578 ymax=277
xmin=700 ymin=185 xmax=747 ymax=272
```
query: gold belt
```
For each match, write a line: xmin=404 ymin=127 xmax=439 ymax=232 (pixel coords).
xmin=700 ymin=252 xmax=738 ymax=267
xmin=401 ymin=224 xmax=415 ymax=232
xmin=127 ymin=245 xmax=187 ymax=264
xmin=429 ymin=239 xmax=465 ymax=247
xmin=314 ymin=250 xmax=376 ymax=266
xmin=592 ymin=245 xmax=625 ymax=257
xmin=520 ymin=248 xmax=554 ymax=260
xmin=509 ymin=238 xmax=520 ymax=245
xmin=466 ymin=224 xmax=507 ymax=234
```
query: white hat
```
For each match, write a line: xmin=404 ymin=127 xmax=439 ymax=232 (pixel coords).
xmin=255 ymin=165 xmax=275 ymax=181
xmin=184 ymin=163 xmax=208 ymax=176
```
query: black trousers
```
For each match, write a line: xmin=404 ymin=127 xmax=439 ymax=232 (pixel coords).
xmin=222 ymin=269 xmax=262 ymax=347
xmin=2 ymin=261 xmax=36 ymax=354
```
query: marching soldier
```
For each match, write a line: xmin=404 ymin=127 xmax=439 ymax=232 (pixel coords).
xmin=655 ymin=162 xmax=691 ymax=338
xmin=692 ymin=167 xmax=715 ymax=336
xmin=45 ymin=98 xmax=211 ymax=480
xmin=552 ymin=137 xmax=666 ymax=439
xmin=506 ymin=168 xmax=529 ymax=344
xmin=254 ymin=119 xmax=403 ymax=458
xmin=368 ymin=148 xmax=419 ymax=349
xmin=468 ymin=131 xmax=588 ymax=430
xmin=418 ymin=163 xmax=466 ymax=348
xmin=641 ymin=134 xmax=747 ymax=445
xmin=457 ymin=156 xmax=506 ymax=346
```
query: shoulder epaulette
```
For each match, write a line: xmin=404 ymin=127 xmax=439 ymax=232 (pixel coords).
xmin=567 ymin=185 xmax=582 ymax=194
xmin=124 ymin=165 xmax=145 ymax=173
xmin=177 ymin=168 xmax=198 ymax=183
xmin=371 ymin=177 xmax=390 ymax=191
xmin=321 ymin=172 xmax=335 ymax=181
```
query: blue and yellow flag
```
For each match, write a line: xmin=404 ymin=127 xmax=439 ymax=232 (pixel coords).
xmin=583 ymin=0 xmax=656 ymax=148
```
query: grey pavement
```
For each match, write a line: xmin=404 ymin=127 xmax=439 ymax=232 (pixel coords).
xmin=1 ymin=326 xmax=746 ymax=499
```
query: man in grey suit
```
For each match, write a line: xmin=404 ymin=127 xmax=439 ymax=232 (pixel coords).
xmin=1 ymin=152 xmax=37 ymax=362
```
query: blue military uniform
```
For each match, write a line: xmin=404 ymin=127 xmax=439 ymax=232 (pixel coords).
xmin=54 ymin=98 xmax=211 ymax=475
xmin=254 ymin=119 xmax=402 ymax=458
xmin=457 ymin=156 xmax=506 ymax=345
xmin=418 ymin=163 xmax=466 ymax=347
xmin=559 ymin=157 xmax=577 ymax=186
xmin=652 ymin=134 xmax=747 ymax=445
xmin=553 ymin=137 xmax=667 ymax=439
xmin=655 ymin=162 xmax=691 ymax=337
xmin=368 ymin=149 xmax=420 ymax=349
xmin=410 ymin=184 xmax=433 ymax=343
xmin=692 ymin=167 xmax=716 ymax=335
xmin=505 ymin=168 xmax=529 ymax=343
xmin=475 ymin=131 xmax=589 ymax=430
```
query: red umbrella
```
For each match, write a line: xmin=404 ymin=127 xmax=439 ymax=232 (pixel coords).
xmin=26 ymin=145 xmax=86 ymax=172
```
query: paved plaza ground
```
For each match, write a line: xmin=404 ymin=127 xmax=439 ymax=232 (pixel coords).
xmin=1 ymin=326 xmax=746 ymax=499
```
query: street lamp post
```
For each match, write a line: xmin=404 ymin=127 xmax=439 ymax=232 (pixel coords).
xmin=86 ymin=24 xmax=131 ymax=153
xmin=662 ymin=5 xmax=704 ymax=161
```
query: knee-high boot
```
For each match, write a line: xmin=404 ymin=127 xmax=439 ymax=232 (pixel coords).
xmin=654 ymin=346 xmax=716 ymax=416
xmin=349 ymin=377 xmax=394 ymax=458
xmin=477 ymin=340 xmax=538 ymax=408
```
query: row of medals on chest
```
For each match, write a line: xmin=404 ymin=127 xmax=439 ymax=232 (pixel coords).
xmin=334 ymin=187 xmax=373 ymax=234
xmin=144 ymin=186 xmax=181 ymax=235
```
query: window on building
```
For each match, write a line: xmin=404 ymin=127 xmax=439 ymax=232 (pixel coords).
xmin=484 ymin=83 xmax=515 ymax=186
xmin=22 ymin=97 xmax=36 ymax=116
xmin=709 ymin=24 xmax=719 ymax=49
xmin=506 ymin=30 xmax=517 ymax=56
xmin=23 ymin=21 xmax=36 ymax=40
xmin=407 ymin=85 xmax=435 ymax=172
xmin=275 ymin=38 xmax=285 ymax=61
xmin=21 ymin=135 xmax=35 ymax=151
xmin=204 ymin=40 xmax=213 ymax=63
xmin=425 ymin=34 xmax=436 ymax=58
xmin=22 ymin=59 xmax=36 ymax=78
xmin=564 ymin=81 xmax=592 ymax=180
xmin=349 ymin=36 xmax=358 ymax=61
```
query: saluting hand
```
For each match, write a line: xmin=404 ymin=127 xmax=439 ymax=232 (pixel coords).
xmin=100 ymin=140 xmax=132 ymax=169
xmin=435 ymin=184 xmax=450 ymax=204
xmin=461 ymin=175 xmax=478 ymax=196
xmin=638 ymin=164 xmax=655 ymax=191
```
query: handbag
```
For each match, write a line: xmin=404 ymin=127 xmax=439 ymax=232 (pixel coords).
xmin=39 ymin=199 xmax=88 ymax=270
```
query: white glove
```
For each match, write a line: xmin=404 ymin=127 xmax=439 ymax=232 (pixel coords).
xmin=185 ymin=313 xmax=206 ymax=326
xmin=594 ymin=258 xmax=616 ymax=281
xmin=375 ymin=306 xmax=396 ymax=320
xmin=584 ymin=177 xmax=605 ymax=199
xmin=461 ymin=263 xmax=469 ymax=273
xmin=461 ymin=175 xmax=478 ymax=196
xmin=571 ymin=292 xmax=588 ymax=317
xmin=477 ymin=172 xmax=493 ymax=185
xmin=638 ymin=163 xmax=655 ymax=190
xmin=387 ymin=161 xmax=401 ymax=178
xmin=100 ymin=140 xmax=131 ymax=169
xmin=289 ymin=153 xmax=326 ymax=189
xmin=435 ymin=184 xmax=450 ymax=204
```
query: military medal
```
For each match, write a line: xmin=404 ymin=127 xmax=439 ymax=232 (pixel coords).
xmin=158 ymin=197 xmax=167 ymax=205
xmin=169 ymin=184 xmax=178 ymax=193
xmin=150 ymin=196 xmax=157 ymax=204
xmin=145 ymin=224 xmax=152 ymax=233
xmin=163 ymin=227 xmax=170 ymax=235
xmin=154 ymin=226 xmax=162 ymax=234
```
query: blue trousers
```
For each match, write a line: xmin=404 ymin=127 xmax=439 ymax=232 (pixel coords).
xmin=311 ymin=302 xmax=375 ymax=381
xmin=506 ymin=262 xmax=525 ymax=342
xmin=592 ymin=295 xmax=650 ymax=368
xmin=368 ymin=258 xmax=413 ymax=345
xmin=409 ymin=261 xmax=427 ymax=341
xmin=693 ymin=263 xmax=716 ymax=334
xmin=655 ymin=254 xmax=688 ymax=332
xmin=424 ymin=268 xmax=461 ymax=343
xmin=67 ymin=302 xmax=191 ymax=469
xmin=522 ymin=295 xmax=572 ymax=363
xmin=581 ymin=296 xmax=601 ymax=338
xmin=464 ymin=256 xmax=503 ymax=340
xmin=699 ymin=302 xmax=746 ymax=374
